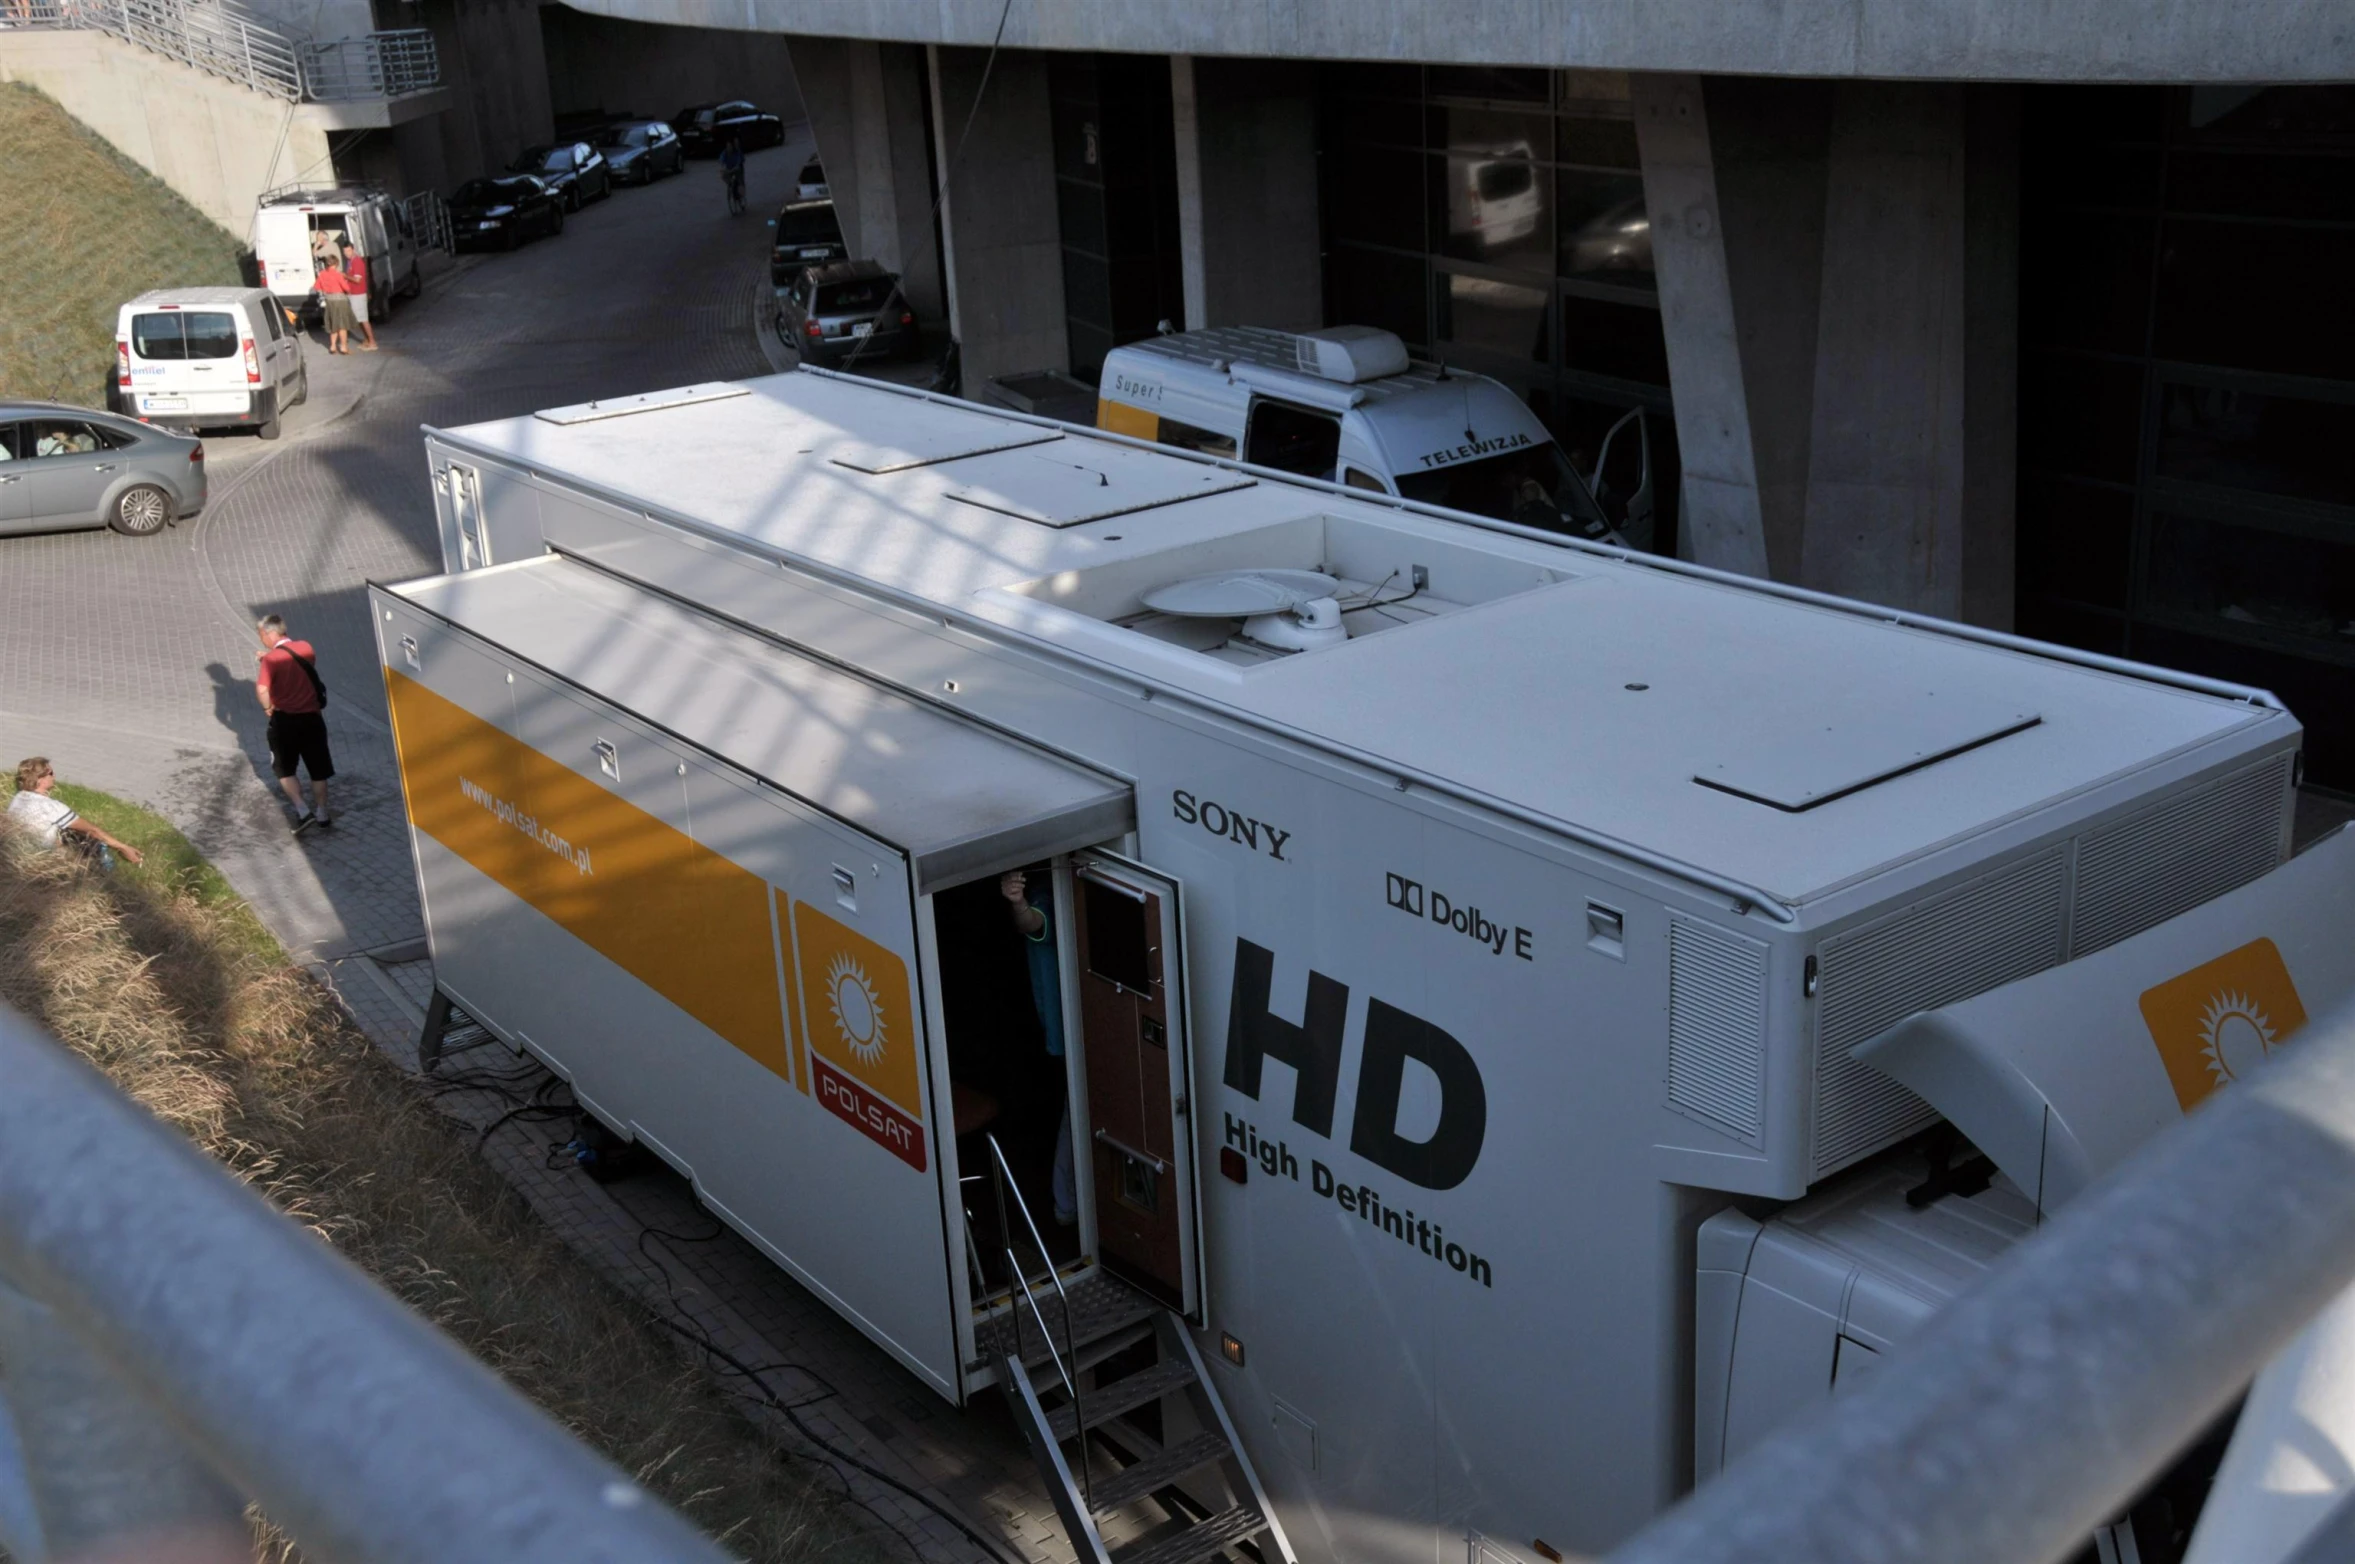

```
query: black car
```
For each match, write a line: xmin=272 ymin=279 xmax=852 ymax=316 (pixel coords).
xmin=673 ymin=100 xmax=785 ymax=156
xmin=775 ymin=260 xmax=916 ymax=366
xmin=595 ymin=119 xmax=684 ymax=185
xmin=509 ymin=141 xmax=612 ymax=209
xmin=449 ymin=176 xmax=566 ymax=250
xmin=769 ymin=198 xmax=848 ymax=286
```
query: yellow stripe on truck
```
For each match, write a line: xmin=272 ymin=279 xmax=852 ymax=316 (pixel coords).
xmin=1096 ymin=398 xmax=1158 ymax=441
xmin=386 ymin=668 xmax=795 ymax=1085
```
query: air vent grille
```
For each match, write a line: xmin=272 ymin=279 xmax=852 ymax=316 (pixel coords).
xmin=1813 ymin=849 xmax=2070 ymax=1178
xmin=2071 ymin=754 xmax=2292 ymax=958
xmin=1667 ymin=914 xmax=1769 ymax=1147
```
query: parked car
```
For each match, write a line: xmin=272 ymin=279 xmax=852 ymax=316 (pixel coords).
xmin=509 ymin=142 xmax=611 ymax=209
xmin=449 ymin=176 xmax=566 ymax=250
xmin=251 ymin=187 xmax=423 ymax=324
xmin=673 ymin=100 xmax=785 ymax=156
xmin=596 ymin=119 xmax=684 ymax=185
xmin=0 ymin=400 xmax=205 ymax=537
xmin=769 ymin=198 xmax=848 ymax=286
xmin=795 ymin=157 xmax=828 ymax=198
xmin=114 ymin=288 xmax=306 ymax=440
xmin=775 ymin=260 xmax=916 ymax=366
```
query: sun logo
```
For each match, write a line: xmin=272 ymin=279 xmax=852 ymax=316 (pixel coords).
xmin=2198 ymin=990 xmax=2279 ymax=1085
xmin=826 ymin=952 xmax=886 ymax=1067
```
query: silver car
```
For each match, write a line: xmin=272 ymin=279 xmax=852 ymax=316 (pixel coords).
xmin=0 ymin=401 xmax=207 ymax=537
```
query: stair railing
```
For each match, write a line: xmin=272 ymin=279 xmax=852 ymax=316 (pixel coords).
xmin=984 ymin=1132 xmax=1090 ymax=1510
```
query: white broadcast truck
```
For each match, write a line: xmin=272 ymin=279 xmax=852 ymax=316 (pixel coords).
xmin=377 ymin=362 xmax=2334 ymax=1564
xmin=1095 ymin=325 xmax=1658 ymax=553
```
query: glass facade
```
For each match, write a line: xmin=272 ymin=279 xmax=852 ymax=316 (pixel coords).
xmin=1049 ymin=54 xmax=1187 ymax=381
xmin=2019 ymin=85 xmax=2355 ymax=786
xmin=1315 ymin=64 xmax=1679 ymax=550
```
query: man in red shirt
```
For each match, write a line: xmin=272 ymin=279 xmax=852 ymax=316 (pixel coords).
xmin=343 ymin=244 xmax=378 ymax=352
xmin=255 ymin=614 xmax=335 ymax=832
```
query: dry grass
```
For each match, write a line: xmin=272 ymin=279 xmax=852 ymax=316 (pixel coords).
xmin=0 ymin=796 xmax=903 ymax=1563
xmin=0 ymin=81 xmax=248 ymax=404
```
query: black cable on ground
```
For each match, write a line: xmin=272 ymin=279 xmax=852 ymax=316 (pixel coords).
xmin=622 ymin=1212 xmax=1024 ymax=1564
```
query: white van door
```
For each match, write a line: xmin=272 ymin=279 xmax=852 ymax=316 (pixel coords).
xmin=123 ymin=306 xmax=250 ymax=420
xmin=251 ymin=208 xmax=314 ymax=300
xmin=1071 ymin=855 xmax=1203 ymax=1319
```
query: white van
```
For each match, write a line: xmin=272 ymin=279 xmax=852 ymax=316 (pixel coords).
xmin=1096 ymin=324 xmax=1658 ymax=551
xmin=114 ymin=288 xmax=307 ymax=439
xmin=251 ymin=187 xmax=422 ymax=324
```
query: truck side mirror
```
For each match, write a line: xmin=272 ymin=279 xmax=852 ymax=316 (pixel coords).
xmin=1591 ymin=408 xmax=1656 ymax=553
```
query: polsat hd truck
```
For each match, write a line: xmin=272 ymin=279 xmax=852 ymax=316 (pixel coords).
xmin=376 ymin=361 xmax=2345 ymax=1564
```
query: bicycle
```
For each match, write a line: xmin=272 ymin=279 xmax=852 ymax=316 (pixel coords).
xmin=723 ymin=165 xmax=745 ymax=216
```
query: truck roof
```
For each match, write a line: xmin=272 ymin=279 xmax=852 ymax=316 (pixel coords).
xmin=428 ymin=372 xmax=2288 ymax=913
xmin=1112 ymin=324 xmax=1468 ymax=410
xmin=122 ymin=287 xmax=270 ymax=308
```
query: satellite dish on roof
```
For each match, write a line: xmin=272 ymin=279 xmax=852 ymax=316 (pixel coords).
xmin=1142 ymin=570 xmax=1348 ymax=653
xmin=1142 ymin=570 xmax=1340 ymax=619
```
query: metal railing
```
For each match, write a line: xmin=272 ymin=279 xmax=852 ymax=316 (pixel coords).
xmin=300 ymin=25 xmax=438 ymax=100
xmin=0 ymin=1005 xmax=732 ymax=1563
xmin=11 ymin=0 xmax=439 ymax=102
xmin=1605 ymin=997 xmax=2355 ymax=1564
xmin=983 ymin=1133 xmax=1091 ymax=1509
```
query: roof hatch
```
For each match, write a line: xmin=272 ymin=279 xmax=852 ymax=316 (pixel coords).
xmin=1696 ymin=697 xmax=2041 ymax=812
xmin=933 ymin=442 xmax=1254 ymax=528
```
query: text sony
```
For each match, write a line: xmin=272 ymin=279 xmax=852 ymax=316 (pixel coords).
xmin=1173 ymin=790 xmax=1292 ymax=861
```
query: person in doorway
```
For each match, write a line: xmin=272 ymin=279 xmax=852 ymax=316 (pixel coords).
xmin=1001 ymin=868 xmax=1077 ymax=1225
xmin=7 ymin=758 xmax=143 ymax=870
xmin=342 ymin=244 xmax=378 ymax=351
xmin=254 ymin=615 xmax=334 ymax=833
xmin=314 ymin=260 xmax=355 ymax=354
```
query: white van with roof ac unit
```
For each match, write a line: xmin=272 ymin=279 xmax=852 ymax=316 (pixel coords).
xmin=114 ymin=288 xmax=306 ymax=438
xmin=378 ymin=367 xmax=2347 ymax=1564
xmin=1095 ymin=324 xmax=1658 ymax=551
xmin=251 ymin=187 xmax=422 ymax=324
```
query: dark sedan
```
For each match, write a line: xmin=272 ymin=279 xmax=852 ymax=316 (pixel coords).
xmin=509 ymin=141 xmax=612 ymax=209
xmin=450 ymin=176 xmax=566 ymax=250
xmin=673 ymin=100 xmax=785 ymax=156
xmin=595 ymin=119 xmax=684 ymax=185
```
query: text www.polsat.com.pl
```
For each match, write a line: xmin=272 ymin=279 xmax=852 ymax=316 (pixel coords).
xmin=459 ymin=777 xmax=593 ymax=875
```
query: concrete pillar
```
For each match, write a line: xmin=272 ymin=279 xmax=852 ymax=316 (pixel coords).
xmin=1635 ymin=72 xmax=2018 ymax=627
xmin=1796 ymin=82 xmax=1969 ymax=616
xmin=1631 ymin=74 xmax=1772 ymax=578
xmin=927 ymin=44 xmax=1067 ymax=390
xmin=1170 ymin=55 xmax=1320 ymax=332
xmin=790 ymin=36 xmax=943 ymax=320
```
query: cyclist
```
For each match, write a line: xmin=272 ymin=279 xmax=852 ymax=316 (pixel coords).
xmin=719 ymin=136 xmax=746 ymax=215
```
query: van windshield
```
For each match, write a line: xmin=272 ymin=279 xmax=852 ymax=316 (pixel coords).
xmin=1395 ymin=438 xmax=1613 ymax=540
xmin=132 ymin=311 xmax=239 ymax=360
xmin=776 ymin=203 xmax=840 ymax=244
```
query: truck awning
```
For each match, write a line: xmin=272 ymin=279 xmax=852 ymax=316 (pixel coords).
xmin=1855 ymin=825 xmax=2355 ymax=1212
xmin=383 ymin=556 xmax=1135 ymax=892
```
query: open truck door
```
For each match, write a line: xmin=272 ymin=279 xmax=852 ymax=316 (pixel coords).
xmin=1072 ymin=855 xmax=1203 ymax=1320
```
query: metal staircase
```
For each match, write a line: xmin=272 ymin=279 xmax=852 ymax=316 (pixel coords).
xmin=970 ymin=1138 xmax=1297 ymax=1564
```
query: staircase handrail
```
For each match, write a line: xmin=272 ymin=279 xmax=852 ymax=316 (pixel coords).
xmin=26 ymin=0 xmax=440 ymax=104
xmin=985 ymin=1133 xmax=1091 ymax=1511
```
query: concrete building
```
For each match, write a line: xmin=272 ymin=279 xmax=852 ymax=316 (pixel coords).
xmin=546 ymin=2 xmax=2354 ymax=793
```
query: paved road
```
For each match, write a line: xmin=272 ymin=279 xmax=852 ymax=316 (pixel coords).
xmin=2 ymin=137 xmax=790 ymax=959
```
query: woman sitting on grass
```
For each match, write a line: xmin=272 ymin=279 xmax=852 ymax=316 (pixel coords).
xmin=6 ymin=757 xmax=143 ymax=870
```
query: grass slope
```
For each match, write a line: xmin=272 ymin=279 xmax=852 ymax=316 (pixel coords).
xmin=0 ymin=81 xmax=247 ymax=404
xmin=0 ymin=784 xmax=899 ymax=1563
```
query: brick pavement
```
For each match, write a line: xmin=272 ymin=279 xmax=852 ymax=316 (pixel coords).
xmin=3 ymin=131 xmax=1095 ymax=1562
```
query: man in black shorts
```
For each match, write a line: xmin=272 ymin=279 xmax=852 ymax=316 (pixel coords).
xmin=255 ymin=614 xmax=335 ymax=832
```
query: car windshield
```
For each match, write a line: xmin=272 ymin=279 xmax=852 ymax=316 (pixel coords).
xmin=682 ymin=108 xmax=714 ymax=126
xmin=1394 ymin=437 xmax=1612 ymax=538
xmin=455 ymin=178 xmax=529 ymax=204
xmin=600 ymin=126 xmax=648 ymax=148
xmin=799 ymin=161 xmax=823 ymax=181
xmin=535 ymin=148 xmax=573 ymax=171
xmin=131 ymin=311 xmax=238 ymax=360
xmin=1474 ymin=157 xmax=1534 ymax=201
xmin=814 ymin=279 xmax=895 ymax=313
xmin=776 ymin=203 xmax=842 ymax=244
